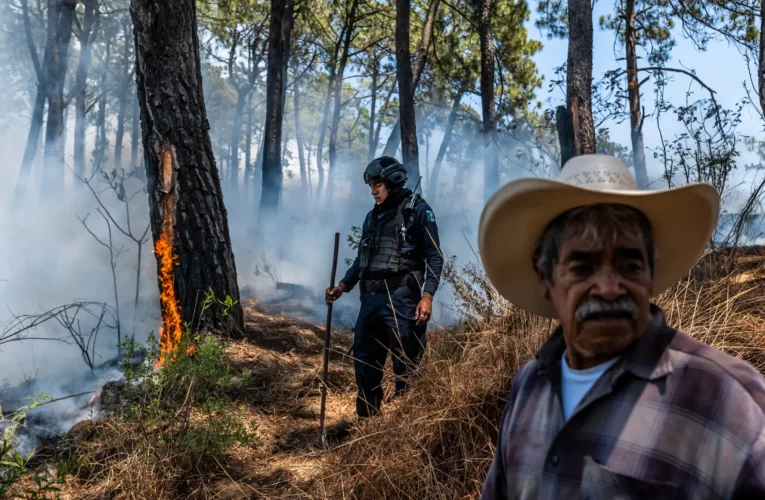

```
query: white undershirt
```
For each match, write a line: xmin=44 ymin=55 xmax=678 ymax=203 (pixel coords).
xmin=560 ymin=351 xmax=619 ymax=420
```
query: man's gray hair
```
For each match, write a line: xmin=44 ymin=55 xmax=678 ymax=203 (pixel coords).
xmin=533 ymin=204 xmax=655 ymax=284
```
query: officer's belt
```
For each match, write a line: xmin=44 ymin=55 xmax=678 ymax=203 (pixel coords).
xmin=359 ymin=274 xmax=411 ymax=293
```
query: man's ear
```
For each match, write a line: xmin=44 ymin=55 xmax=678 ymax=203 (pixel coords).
xmin=535 ymin=266 xmax=552 ymax=301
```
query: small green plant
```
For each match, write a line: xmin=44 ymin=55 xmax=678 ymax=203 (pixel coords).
xmin=202 ymin=287 xmax=238 ymax=318
xmin=1 ymin=393 xmax=51 ymax=446
xmin=1 ymin=403 xmax=79 ymax=499
xmin=345 ymin=225 xmax=363 ymax=265
xmin=116 ymin=331 xmax=262 ymax=467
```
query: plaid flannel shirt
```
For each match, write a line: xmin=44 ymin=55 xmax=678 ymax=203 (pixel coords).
xmin=482 ymin=304 xmax=765 ymax=499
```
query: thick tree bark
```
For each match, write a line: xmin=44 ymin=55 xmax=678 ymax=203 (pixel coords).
xmin=428 ymin=90 xmax=462 ymax=201
xmin=41 ymin=0 xmax=76 ymax=195
xmin=396 ymin=0 xmax=420 ymax=183
xmin=326 ymin=0 xmax=360 ymax=204
xmin=131 ymin=0 xmax=244 ymax=334
xmin=259 ymin=0 xmax=295 ymax=217
xmin=478 ymin=0 xmax=498 ymax=201
xmin=555 ymin=105 xmax=574 ymax=167
xmin=625 ymin=0 xmax=648 ymax=188
xmin=74 ymin=0 xmax=99 ymax=182
xmin=382 ymin=0 xmax=441 ymax=157
xmin=566 ymin=0 xmax=596 ymax=156
xmin=292 ymin=61 xmax=307 ymax=194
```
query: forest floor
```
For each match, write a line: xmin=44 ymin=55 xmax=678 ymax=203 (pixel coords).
xmin=9 ymin=246 xmax=765 ymax=499
xmin=207 ymin=298 xmax=359 ymax=499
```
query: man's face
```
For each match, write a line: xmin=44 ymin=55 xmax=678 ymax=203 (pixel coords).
xmin=370 ymin=182 xmax=388 ymax=204
xmin=540 ymin=230 xmax=653 ymax=369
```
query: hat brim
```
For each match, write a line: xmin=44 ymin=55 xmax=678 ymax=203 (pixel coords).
xmin=477 ymin=178 xmax=720 ymax=318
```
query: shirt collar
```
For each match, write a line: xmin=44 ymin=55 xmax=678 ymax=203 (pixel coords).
xmin=536 ymin=303 xmax=676 ymax=381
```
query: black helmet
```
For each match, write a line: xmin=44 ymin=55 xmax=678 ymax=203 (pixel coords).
xmin=364 ymin=156 xmax=407 ymax=188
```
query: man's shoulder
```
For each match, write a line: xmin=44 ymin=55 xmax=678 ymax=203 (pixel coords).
xmin=411 ymin=197 xmax=437 ymax=221
xmin=510 ymin=357 xmax=542 ymax=393
xmin=669 ymin=330 xmax=765 ymax=413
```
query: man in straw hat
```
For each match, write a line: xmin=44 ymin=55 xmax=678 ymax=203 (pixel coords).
xmin=479 ymin=154 xmax=765 ymax=498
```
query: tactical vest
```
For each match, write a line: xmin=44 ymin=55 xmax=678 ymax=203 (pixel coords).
xmin=359 ymin=194 xmax=422 ymax=276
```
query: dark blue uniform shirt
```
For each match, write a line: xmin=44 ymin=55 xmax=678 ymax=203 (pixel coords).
xmin=340 ymin=198 xmax=443 ymax=297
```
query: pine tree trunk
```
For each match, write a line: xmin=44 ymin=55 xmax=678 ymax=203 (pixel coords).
xmin=382 ymin=0 xmax=440 ymax=157
xmin=478 ymin=0 xmax=498 ymax=202
xmin=131 ymin=0 xmax=244 ymax=334
xmin=367 ymin=59 xmax=378 ymax=162
xmin=625 ymin=0 xmax=648 ymax=188
xmin=131 ymin=91 xmax=141 ymax=169
xmin=396 ymin=0 xmax=420 ymax=183
xmin=13 ymin=0 xmax=53 ymax=209
xmin=429 ymin=90 xmax=462 ymax=201
xmin=306 ymin=143 xmax=314 ymax=199
xmin=41 ymin=0 xmax=76 ymax=195
xmin=114 ymin=69 xmax=133 ymax=171
xmin=244 ymin=107 xmax=253 ymax=189
xmin=73 ymin=0 xmax=98 ymax=184
xmin=293 ymin=61 xmax=307 ymax=194
xmin=229 ymin=90 xmax=247 ymax=187
xmin=314 ymin=41 xmax=341 ymax=203
xmin=326 ymin=0 xmax=359 ymax=205
xmin=259 ymin=0 xmax=295 ymax=217
xmin=372 ymin=82 xmax=396 ymax=158
xmin=14 ymin=90 xmax=47 ymax=210
xmin=759 ymin=0 xmax=765 ymax=119
xmin=94 ymin=37 xmax=110 ymax=171
xmin=566 ymin=0 xmax=596 ymax=156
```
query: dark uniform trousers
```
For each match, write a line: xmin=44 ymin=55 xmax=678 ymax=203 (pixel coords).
xmin=353 ymin=281 xmax=427 ymax=418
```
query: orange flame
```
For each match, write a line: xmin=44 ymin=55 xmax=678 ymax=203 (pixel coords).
xmin=154 ymin=218 xmax=185 ymax=368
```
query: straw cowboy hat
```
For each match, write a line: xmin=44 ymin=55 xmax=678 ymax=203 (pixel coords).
xmin=477 ymin=154 xmax=720 ymax=318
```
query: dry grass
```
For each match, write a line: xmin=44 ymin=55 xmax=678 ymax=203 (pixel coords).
xmin=312 ymin=248 xmax=765 ymax=500
xmin=22 ymin=248 xmax=765 ymax=499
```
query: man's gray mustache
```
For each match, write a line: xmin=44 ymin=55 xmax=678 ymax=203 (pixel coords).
xmin=575 ymin=296 xmax=639 ymax=322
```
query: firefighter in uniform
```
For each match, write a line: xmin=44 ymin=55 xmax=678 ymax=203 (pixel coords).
xmin=325 ymin=156 xmax=444 ymax=418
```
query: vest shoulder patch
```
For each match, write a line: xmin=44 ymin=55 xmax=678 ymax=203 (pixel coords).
xmin=426 ymin=210 xmax=435 ymax=222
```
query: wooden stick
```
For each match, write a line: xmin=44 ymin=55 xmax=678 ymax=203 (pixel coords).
xmin=320 ymin=232 xmax=340 ymax=446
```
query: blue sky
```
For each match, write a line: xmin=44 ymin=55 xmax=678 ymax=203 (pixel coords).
xmin=513 ymin=1 xmax=765 ymax=202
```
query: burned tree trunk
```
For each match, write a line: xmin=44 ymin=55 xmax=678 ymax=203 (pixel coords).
xmin=367 ymin=59 xmax=378 ymax=162
xmin=565 ymin=0 xmax=596 ymax=158
xmin=131 ymin=0 xmax=244 ymax=335
xmin=41 ymin=0 xmax=76 ymax=195
xmin=382 ymin=0 xmax=440 ymax=157
xmin=625 ymin=0 xmax=648 ymax=188
xmin=259 ymin=0 xmax=295 ymax=217
xmin=396 ymin=0 xmax=420 ymax=183
xmin=478 ymin=0 xmax=498 ymax=202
